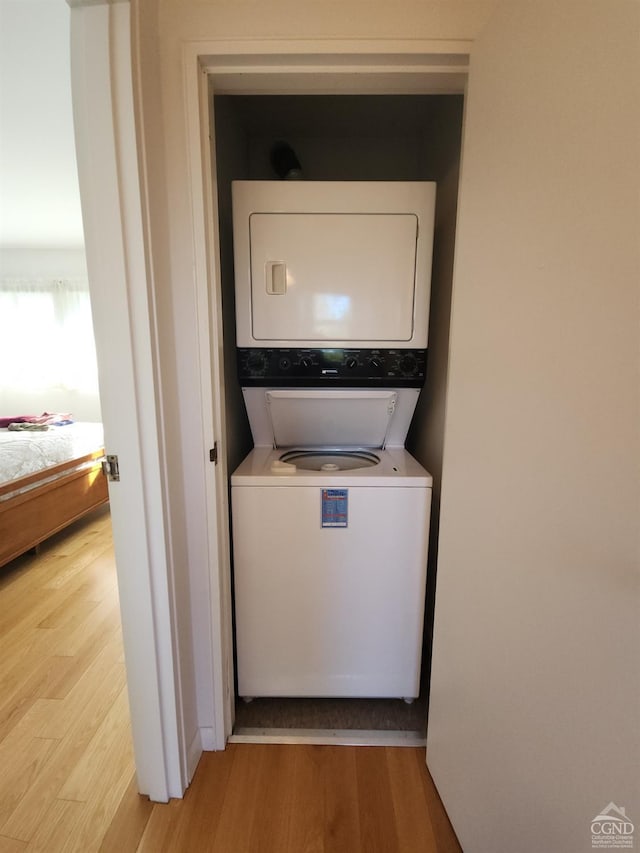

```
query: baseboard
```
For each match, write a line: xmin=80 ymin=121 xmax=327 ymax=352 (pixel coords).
xmin=187 ymin=728 xmax=203 ymax=782
xmin=199 ymin=726 xmax=216 ymax=751
xmin=229 ymin=727 xmax=427 ymax=747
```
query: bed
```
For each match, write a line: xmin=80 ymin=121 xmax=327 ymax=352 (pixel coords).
xmin=0 ymin=421 xmax=109 ymax=567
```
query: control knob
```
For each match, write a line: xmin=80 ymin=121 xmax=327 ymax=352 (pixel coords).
xmin=345 ymin=357 xmax=358 ymax=370
xmin=246 ymin=352 xmax=268 ymax=375
xmin=299 ymin=356 xmax=313 ymax=370
xmin=368 ymin=357 xmax=384 ymax=375
xmin=398 ymin=354 xmax=418 ymax=376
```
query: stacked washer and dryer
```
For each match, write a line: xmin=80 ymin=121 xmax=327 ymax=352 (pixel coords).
xmin=230 ymin=180 xmax=435 ymax=703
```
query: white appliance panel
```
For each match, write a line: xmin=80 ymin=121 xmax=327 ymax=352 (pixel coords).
xmin=231 ymin=445 xmax=433 ymax=488
xmin=232 ymin=482 xmax=431 ymax=698
xmin=249 ymin=212 xmax=418 ymax=342
xmin=265 ymin=389 xmax=397 ymax=449
xmin=242 ymin=386 xmax=421 ymax=449
xmin=232 ymin=181 xmax=435 ymax=349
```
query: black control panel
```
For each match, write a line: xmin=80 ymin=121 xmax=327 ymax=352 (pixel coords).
xmin=237 ymin=347 xmax=428 ymax=388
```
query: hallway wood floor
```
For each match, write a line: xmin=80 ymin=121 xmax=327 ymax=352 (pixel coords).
xmin=0 ymin=509 xmax=461 ymax=852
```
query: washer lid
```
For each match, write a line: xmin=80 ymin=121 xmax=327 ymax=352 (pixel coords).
xmin=265 ymin=389 xmax=398 ymax=448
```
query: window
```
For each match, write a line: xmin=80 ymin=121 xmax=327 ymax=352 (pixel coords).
xmin=0 ymin=278 xmax=99 ymax=393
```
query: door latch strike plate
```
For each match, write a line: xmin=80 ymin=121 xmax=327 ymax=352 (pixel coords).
xmin=210 ymin=443 xmax=218 ymax=464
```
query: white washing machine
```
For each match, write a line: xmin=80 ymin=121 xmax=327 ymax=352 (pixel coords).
xmin=232 ymin=388 xmax=432 ymax=700
xmin=230 ymin=180 xmax=436 ymax=700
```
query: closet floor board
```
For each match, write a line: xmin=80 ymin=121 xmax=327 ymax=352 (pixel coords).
xmin=234 ymin=694 xmax=428 ymax=733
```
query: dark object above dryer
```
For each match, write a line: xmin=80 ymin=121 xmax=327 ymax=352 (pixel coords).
xmin=269 ymin=141 xmax=302 ymax=180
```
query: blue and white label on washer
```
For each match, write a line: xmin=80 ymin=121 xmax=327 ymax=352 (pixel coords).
xmin=321 ymin=488 xmax=348 ymax=528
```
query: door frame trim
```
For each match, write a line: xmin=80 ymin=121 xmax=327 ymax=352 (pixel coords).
xmin=181 ymin=38 xmax=471 ymax=749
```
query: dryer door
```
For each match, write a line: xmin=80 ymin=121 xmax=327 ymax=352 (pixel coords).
xmin=249 ymin=212 xmax=418 ymax=343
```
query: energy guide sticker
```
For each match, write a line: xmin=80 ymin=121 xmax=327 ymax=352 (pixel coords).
xmin=321 ymin=489 xmax=348 ymax=528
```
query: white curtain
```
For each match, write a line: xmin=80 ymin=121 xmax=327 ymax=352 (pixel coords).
xmin=0 ymin=278 xmax=99 ymax=394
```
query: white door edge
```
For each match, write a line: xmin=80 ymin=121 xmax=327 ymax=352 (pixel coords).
xmin=69 ymin=0 xmax=184 ymax=800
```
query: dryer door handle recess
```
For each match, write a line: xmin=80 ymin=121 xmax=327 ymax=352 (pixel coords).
xmin=266 ymin=261 xmax=287 ymax=295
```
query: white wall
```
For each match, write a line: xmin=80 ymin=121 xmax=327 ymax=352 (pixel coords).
xmin=428 ymin=3 xmax=640 ymax=852
xmin=0 ymin=2 xmax=101 ymax=422
xmin=0 ymin=0 xmax=84 ymax=247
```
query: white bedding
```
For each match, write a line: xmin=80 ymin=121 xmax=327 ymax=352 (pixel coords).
xmin=0 ymin=422 xmax=104 ymax=486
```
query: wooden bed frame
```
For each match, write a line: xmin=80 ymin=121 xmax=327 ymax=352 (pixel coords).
xmin=0 ymin=448 xmax=109 ymax=568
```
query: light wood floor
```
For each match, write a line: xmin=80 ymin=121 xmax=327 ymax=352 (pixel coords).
xmin=0 ymin=509 xmax=461 ymax=852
